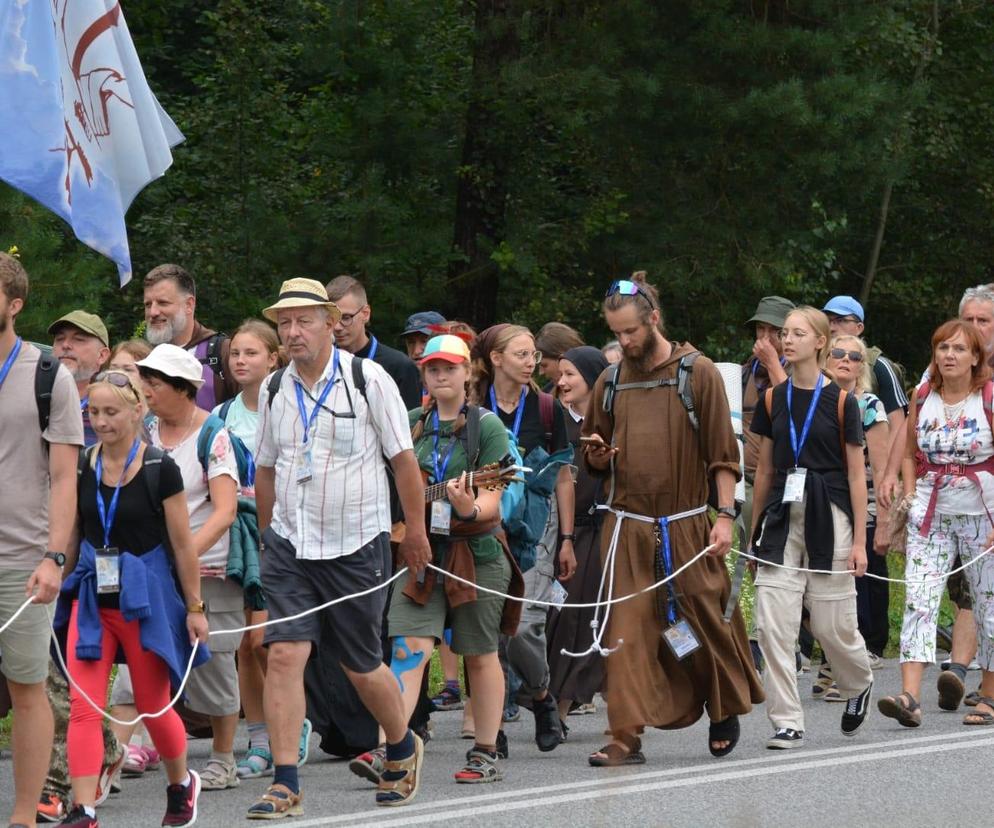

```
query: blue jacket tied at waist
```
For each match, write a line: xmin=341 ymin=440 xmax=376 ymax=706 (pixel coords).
xmin=55 ymin=541 xmax=211 ymax=691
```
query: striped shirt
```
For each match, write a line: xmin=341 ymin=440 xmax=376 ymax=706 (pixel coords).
xmin=255 ymin=349 xmax=412 ymax=560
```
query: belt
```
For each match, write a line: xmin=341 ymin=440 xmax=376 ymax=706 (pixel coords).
xmin=916 ymin=458 xmax=994 ymax=537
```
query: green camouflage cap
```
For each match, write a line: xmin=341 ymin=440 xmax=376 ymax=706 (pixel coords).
xmin=745 ymin=296 xmax=795 ymax=329
xmin=48 ymin=310 xmax=109 ymax=347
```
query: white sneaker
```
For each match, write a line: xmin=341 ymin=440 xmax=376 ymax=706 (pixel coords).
xmin=867 ymin=652 xmax=884 ymax=670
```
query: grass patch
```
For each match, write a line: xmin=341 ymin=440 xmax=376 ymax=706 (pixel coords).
xmin=0 ymin=711 xmax=10 ymax=750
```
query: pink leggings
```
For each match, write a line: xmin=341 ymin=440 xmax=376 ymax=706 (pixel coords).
xmin=67 ymin=601 xmax=186 ymax=777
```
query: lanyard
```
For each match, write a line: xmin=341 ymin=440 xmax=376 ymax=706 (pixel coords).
xmin=431 ymin=410 xmax=460 ymax=483
xmin=80 ymin=396 xmax=89 ymax=411
xmin=752 ymin=356 xmax=787 ymax=377
xmin=95 ymin=439 xmax=141 ymax=548
xmin=0 ymin=337 xmax=22 ymax=394
xmin=657 ymin=517 xmax=679 ymax=626
xmin=786 ymin=375 xmax=824 ymax=467
xmin=368 ymin=335 xmax=378 ymax=360
xmin=293 ymin=348 xmax=340 ymax=445
xmin=489 ymin=386 xmax=527 ymax=441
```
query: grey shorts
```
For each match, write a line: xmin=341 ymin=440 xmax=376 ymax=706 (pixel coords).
xmin=262 ymin=528 xmax=390 ymax=674
xmin=184 ymin=577 xmax=244 ymax=717
xmin=0 ymin=568 xmax=55 ymax=685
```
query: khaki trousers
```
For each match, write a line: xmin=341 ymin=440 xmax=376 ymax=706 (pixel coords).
xmin=754 ymin=501 xmax=872 ymax=732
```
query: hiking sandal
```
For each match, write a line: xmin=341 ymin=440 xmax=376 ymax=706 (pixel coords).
xmin=877 ymin=692 xmax=922 ymax=727
xmin=708 ymin=715 xmax=740 ymax=758
xmin=937 ymin=670 xmax=966 ymax=711
xmin=454 ymin=749 xmax=502 ymax=784
xmin=348 ymin=746 xmax=385 ymax=785
xmin=965 ymin=689 xmax=982 ymax=707
xmin=246 ymin=783 xmax=303 ymax=820
xmin=963 ymin=696 xmax=994 ymax=726
xmin=375 ymin=733 xmax=424 ymax=807
xmin=588 ymin=735 xmax=645 ymax=767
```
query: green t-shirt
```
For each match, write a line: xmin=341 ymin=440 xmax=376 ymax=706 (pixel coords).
xmin=408 ymin=406 xmax=510 ymax=563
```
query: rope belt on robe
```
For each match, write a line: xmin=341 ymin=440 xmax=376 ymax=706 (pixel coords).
xmin=561 ymin=502 xmax=708 ymax=658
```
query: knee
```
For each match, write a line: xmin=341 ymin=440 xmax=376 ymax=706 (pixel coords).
xmin=265 ymin=642 xmax=308 ymax=678
xmin=7 ymin=677 xmax=49 ymax=710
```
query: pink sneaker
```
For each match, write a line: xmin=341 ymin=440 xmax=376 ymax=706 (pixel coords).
xmin=141 ymin=745 xmax=162 ymax=770
xmin=123 ymin=743 xmax=148 ymax=777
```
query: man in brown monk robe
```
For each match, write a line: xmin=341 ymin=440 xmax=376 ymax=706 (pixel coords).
xmin=582 ymin=273 xmax=763 ymax=765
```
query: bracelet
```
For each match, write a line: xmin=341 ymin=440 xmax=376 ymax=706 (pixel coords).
xmin=559 ymin=533 xmax=575 ymax=542
xmin=455 ymin=504 xmax=480 ymax=522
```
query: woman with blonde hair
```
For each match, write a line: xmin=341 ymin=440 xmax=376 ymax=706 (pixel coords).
xmin=750 ymin=306 xmax=873 ymax=750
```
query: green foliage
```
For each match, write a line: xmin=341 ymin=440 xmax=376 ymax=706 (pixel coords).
xmin=3 ymin=0 xmax=994 ymax=374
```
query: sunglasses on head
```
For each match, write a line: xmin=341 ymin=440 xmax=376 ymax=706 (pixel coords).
xmin=605 ymin=280 xmax=655 ymax=308
xmin=90 ymin=370 xmax=140 ymax=397
xmin=829 ymin=348 xmax=863 ymax=362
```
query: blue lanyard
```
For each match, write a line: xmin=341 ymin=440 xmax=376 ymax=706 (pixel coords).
xmin=752 ymin=356 xmax=787 ymax=377
xmin=0 ymin=337 xmax=22 ymax=394
xmin=489 ymin=386 xmax=527 ymax=441
xmin=431 ymin=410 xmax=459 ymax=483
xmin=95 ymin=439 xmax=141 ymax=548
xmin=80 ymin=396 xmax=89 ymax=411
xmin=293 ymin=348 xmax=340 ymax=445
xmin=786 ymin=376 xmax=824 ymax=467
xmin=657 ymin=517 xmax=679 ymax=626
xmin=368 ymin=335 xmax=378 ymax=360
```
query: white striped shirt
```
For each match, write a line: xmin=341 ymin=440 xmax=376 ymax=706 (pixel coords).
xmin=255 ymin=348 xmax=412 ymax=560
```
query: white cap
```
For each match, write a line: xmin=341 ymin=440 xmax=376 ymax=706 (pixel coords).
xmin=136 ymin=343 xmax=206 ymax=389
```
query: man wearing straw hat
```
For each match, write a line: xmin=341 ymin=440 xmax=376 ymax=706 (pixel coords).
xmin=247 ymin=278 xmax=431 ymax=817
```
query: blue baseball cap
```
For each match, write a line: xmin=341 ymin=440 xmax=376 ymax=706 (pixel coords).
xmin=822 ymin=295 xmax=864 ymax=322
xmin=402 ymin=311 xmax=446 ymax=338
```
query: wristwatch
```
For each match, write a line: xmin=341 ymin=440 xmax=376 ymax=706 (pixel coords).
xmin=559 ymin=533 xmax=576 ymax=543
xmin=187 ymin=600 xmax=206 ymax=614
xmin=716 ymin=506 xmax=737 ymax=520
xmin=456 ymin=504 xmax=480 ymax=522
xmin=44 ymin=550 xmax=66 ymax=567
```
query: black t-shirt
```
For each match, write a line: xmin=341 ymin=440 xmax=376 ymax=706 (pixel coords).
xmin=78 ymin=452 xmax=185 ymax=555
xmin=750 ymin=379 xmax=863 ymax=472
xmin=491 ymin=388 xmax=569 ymax=456
xmin=356 ymin=334 xmax=422 ymax=410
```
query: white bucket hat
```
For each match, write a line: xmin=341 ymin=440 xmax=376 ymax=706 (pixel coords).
xmin=263 ymin=278 xmax=341 ymax=323
xmin=136 ymin=343 xmax=206 ymax=389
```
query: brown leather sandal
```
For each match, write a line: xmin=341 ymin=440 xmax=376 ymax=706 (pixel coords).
xmin=963 ymin=696 xmax=994 ymax=726
xmin=588 ymin=735 xmax=646 ymax=767
xmin=877 ymin=692 xmax=922 ymax=727
xmin=375 ymin=733 xmax=424 ymax=807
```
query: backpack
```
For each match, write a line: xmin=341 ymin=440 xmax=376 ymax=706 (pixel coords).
xmin=865 ymin=346 xmax=907 ymax=401
xmin=35 ymin=352 xmax=58 ymax=434
xmin=196 ymin=333 xmax=228 ymax=379
xmin=266 ymin=356 xmax=368 ymax=411
xmin=602 ymin=350 xmax=726 ymax=508
xmin=910 ymin=380 xmax=994 ymax=471
xmin=196 ymin=414 xmax=256 ymax=491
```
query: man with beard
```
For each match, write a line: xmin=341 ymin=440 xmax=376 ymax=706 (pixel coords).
xmin=143 ymin=264 xmax=238 ymax=410
xmin=581 ymin=271 xmax=763 ymax=766
xmin=49 ymin=310 xmax=110 ymax=447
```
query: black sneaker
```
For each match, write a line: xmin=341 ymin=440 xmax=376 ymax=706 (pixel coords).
xmin=59 ymin=805 xmax=98 ymax=828
xmin=766 ymin=728 xmax=804 ymax=749
xmin=533 ymin=693 xmax=563 ymax=752
xmin=841 ymin=683 xmax=873 ymax=737
xmin=559 ymin=719 xmax=569 ymax=744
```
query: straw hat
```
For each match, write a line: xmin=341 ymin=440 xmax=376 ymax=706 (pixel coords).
xmin=263 ymin=278 xmax=341 ymax=323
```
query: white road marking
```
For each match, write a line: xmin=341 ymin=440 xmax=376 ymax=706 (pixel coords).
xmin=285 ymin=730 xmax=994 ymax=827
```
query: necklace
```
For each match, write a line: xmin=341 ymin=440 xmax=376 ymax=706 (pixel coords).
xmin=158 ymin=410 xmax=198 ymax=452
xmin=942 ymin=394 xmax=967 ymax=424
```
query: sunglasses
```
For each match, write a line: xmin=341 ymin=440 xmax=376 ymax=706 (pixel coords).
xmin=605 ymin=280 xmax=655 ymax=308
xmin=828 ymin=348 xmax=863 ymax=362
xmin=90 ymin=370 xmax=141 ymax=398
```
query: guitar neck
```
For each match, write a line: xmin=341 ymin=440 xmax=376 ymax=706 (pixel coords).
xmin=425 ymin=471 xmax=478 ymax=503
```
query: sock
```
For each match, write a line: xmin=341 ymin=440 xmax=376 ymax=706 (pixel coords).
xmin=211 ymin=750 xmax=235 ymax=765
xmin=82 ymin=805 xmax=97 ymax=818
xmin=172 ymin=771 xmax=191 ymax=789
xmin=273 ymin=764 xmax=299 ymax=794
xmin=445 ymin=679 xmax=460 ymax=692
xmin=473 ymin=743 xmax=497 ymax=757
xmin=949 ymin=662 xmax=969 ymax=682
xmin=247 ymin=721 xmax=270 ymax=751
xmin=386 ymin=729 xmax=415 ymax=761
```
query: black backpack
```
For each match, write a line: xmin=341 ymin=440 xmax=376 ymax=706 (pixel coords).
xmin=78 ymin=444 xmax=169 ymax=516
xmin=266 ymin=356 xmax=369 ymax=411
xmin=35 ymin=352 xmax=58 ymax=434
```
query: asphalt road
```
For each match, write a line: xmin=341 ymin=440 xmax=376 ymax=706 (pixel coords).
xmin=3 ymin=659 xmax=991 ymax=828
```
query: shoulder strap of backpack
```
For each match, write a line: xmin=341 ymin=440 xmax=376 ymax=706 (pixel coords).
xmin=465 ymin=403 xmax=482 ymax=467
xmin=351 ymin=355 xmax=368 ymax=402
xmin=201 ymin=333 xmax=226 ymax=377
xmin=218 ymin=398 xmax=234 ymax=423
xmin=538 ymin=391 xmax=554 ymax=449
xmin=837 ymin=386 xmax=848 ymax=473
xmin=764 ymin=387 xmax=773 ymax=418
xmin=266 ymin=368 xmax=287 ymax=411
xmin=142 ymin=445 xmax=166 ymax=516
xmin=676 ymin=352 xmax=701 ymax=431
xmin=77 ymin=444 xmax=96 ymax=479
xmin=602 ymin=362 xmax=622 ymax=417
xmin=35 ymin=352 xmax=58 ymax=434
xmin=196 ymin=414 xmax=226 ymax=478
xmin=984 ymin=380 xmax=994 ymax=433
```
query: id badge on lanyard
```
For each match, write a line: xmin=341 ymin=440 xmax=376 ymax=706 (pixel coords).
xmin=296 ymin=449 xmax=313 ymax=485
xmin=430 ymin=501 xmax=452 ymax=535
xmin=662 ymin=618 xmax=701 ymax=660
xmin=783 ymin=467 xmax=807 ymax=503
xmin=95 ymin=547 xmax=121 ymax=594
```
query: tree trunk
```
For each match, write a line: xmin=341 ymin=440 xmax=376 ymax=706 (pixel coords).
xmin=447 ymin=0 xmax=515 ymax=328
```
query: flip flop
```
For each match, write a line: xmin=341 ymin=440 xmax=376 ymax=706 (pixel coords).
xmin=588 ymin=736 xmax=645 ymax=767
xmin=708 ymin=715 xmax=740 ymax=758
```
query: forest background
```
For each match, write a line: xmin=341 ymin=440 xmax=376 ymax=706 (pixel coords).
xmin=3 ymin=0 xmax=993 ymax=374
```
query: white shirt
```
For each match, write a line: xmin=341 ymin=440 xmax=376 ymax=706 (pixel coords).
xmin=255 ymin=348 xmax=412 ymax=560
xmin=148 ymin=418 xmax=240 ymax=574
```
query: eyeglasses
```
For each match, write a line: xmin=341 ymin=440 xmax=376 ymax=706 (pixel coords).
xmin=90 ymin=370 xmax=141 ymax=399
xmin=336 ymin=305 xmax=367 ymax=327
xmin=829 ymin=315 xmax=861 ymax=325
xmin=506 ymin=349 xmax=542 ymax=365
xmin=605 ymin=280 xmax=655 ymax=308
xmin=828 ymin=348 xmax=863 ymax=362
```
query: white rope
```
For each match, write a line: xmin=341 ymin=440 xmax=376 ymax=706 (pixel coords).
xmin=0 ymin=593 xmax=36 ymax=634
xmin=736 ymin=544 xmax=994 ymax=585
